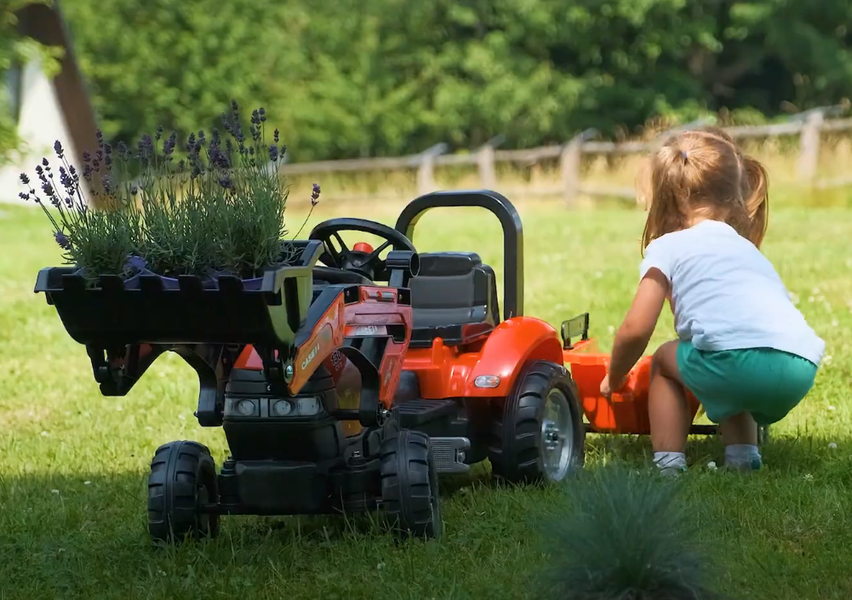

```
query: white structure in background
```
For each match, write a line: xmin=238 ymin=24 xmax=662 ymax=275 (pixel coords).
xmin=0 ymin=1 xmax=98 ymax=206
xmin=0 ymin=58 xmax=82 ymax=205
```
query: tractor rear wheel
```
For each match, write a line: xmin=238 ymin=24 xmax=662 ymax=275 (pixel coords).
xmin=147 ymin=440 xmax=219 ymax=544
xmin=380 ymin=428 xmax=442 ymax=539
xmin=489 ymin=360 xmax=585 ymax=484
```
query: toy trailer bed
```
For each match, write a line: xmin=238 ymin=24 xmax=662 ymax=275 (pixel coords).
xmin=560 ymin=313 xmax=769 ymax=442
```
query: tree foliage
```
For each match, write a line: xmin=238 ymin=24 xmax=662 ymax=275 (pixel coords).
xmin=0 ymin=0 xmax=55 ymax=161
xmin=61 ymin=0 xmax=852 ymax=161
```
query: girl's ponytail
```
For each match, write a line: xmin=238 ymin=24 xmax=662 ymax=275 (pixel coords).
xmin=741 ymin=155 xmax=769 ymax=248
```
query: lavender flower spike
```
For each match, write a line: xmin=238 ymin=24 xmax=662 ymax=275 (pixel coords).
xmin=311 ymin=182 xmax=321 ymax=206
xmin=54 ymin=230 xmax=71 ymax=250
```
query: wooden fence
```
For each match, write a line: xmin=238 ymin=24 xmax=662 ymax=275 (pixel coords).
xmin=278 ymin=107 xmax=852 ymax=206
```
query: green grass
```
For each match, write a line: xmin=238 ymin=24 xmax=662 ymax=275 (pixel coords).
xmin=2 ymin=199 xmax=852 ymax=599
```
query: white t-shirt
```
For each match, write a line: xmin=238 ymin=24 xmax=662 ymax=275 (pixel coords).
xmin=639 ymin=220 xmax=824 ymax=366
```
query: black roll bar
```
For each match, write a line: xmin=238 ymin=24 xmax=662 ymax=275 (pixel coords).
xmin=394 ymin=190 xmax=524 ymax=319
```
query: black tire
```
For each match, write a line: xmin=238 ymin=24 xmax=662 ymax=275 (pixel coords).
xmin=489 ymin=360 xmax=585 ymax=484
xmin=380 ymin=429 xmax=442 ymax=540
xmin=147 ymin=440 xmax=219 ymax=544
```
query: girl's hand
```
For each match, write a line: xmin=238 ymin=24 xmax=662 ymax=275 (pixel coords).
xmin=600 ymin=375 xmax=613 ymax=399
xmin=600 ymin=374 xmax=625 ymax=399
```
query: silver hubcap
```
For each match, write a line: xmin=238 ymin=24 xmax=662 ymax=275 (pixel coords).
xmin=540 ymin=388 xmax=574 ymax=481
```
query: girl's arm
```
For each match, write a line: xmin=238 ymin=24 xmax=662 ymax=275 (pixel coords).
xmin=606 ymin=268 xmax=669 ymax=389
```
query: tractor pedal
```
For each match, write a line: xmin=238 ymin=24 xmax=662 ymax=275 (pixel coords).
xmin=429 ymin=436 xmax=471 ymax=474
xmin=393 ymin=399 xmax=458 ymax=427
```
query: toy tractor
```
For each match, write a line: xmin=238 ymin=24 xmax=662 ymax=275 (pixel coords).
xmin=235 ymin=190 xmax=588 ymax=486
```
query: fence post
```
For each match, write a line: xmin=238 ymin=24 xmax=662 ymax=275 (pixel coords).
xmin=415 ymin=143 xmax=448 ymax=196
xmin=477 ymin=135 xmax=505 ymax=189
xmin=560 ymin=128 xmax=597 ymax=207
xmin=796 ymin=111 xmax=823 ymax=185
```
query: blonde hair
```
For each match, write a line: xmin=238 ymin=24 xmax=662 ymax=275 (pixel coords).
xmin=638 ymin=126 xmax=769 ymax=253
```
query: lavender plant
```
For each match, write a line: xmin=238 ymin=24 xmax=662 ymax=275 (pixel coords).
xmin=20 ymin=100 xmax=321 ymax=283
xmin=19 ymin=138 xmax=142 ymax=280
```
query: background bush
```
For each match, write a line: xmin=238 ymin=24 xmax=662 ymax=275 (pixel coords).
xmin=5 ymin=1 xmax=852 ymax=162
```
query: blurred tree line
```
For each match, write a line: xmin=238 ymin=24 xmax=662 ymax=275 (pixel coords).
xmin=1 ymin=0 xmax=62 ymax=161
xmin=5 ymin=0 xmax=852 ymax=162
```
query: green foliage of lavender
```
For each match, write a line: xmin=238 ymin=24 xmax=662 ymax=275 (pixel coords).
xmin=18 ymin=101 xmax=315 ymax=281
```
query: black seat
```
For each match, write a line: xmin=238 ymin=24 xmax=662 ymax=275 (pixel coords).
xmin=408 ymin=252 xmax=500 ymax=346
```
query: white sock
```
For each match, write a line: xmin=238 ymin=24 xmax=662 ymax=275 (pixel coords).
xmin=724 ymin=444 xmax=761 ymax=470
xmin=653 ymin=451 xmax=687 ymax=473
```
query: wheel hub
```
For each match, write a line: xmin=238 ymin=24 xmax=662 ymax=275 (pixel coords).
xmin=540 ymin=388 xmax=575 ymax=482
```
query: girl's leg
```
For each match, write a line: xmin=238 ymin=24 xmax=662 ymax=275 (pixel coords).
xmin=648 ymin=341 xmax=690 ymax=474
xmin=719 ymin=412 xmax=761 ymax=471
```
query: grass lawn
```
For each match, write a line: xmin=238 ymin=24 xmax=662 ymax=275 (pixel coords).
xmin=1 ymin=198 xmax=851 ymax=599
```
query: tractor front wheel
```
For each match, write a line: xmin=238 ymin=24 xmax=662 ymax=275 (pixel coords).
xmin=380 ymin=429 xmax=443 ymax=540
xmin=490 ymin=360 xmax=585 ymax=484
xmin=147 ymin=440 xmax=219 ymax=544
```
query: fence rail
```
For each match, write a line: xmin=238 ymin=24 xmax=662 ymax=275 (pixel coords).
xmin=277 ymin=108 xmax=852 ymax=205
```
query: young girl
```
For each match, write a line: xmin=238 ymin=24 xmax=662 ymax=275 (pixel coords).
xmin=600 ymin=127 xmax=824 ymax=474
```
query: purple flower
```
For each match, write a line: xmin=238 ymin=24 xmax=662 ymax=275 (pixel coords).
xmin=53 ymin=140 xmax=64 ymax=159
xmin=117 ymin=141 xmax=129 ymax=161
xmin=218 ymin=174 xmax=233 ymax=189
xmin=137 ymin=134 xmax=155 ymax=166
xmin=268 ymin=144 xmax=279 ymax=162
xmin=59 ymin=166 xmax=74 ymax=193
xmin=102 ymin=173 xmax=114 ymax=195
xmin=155 ymin=125 xmax=163 ymax=141
xmin=42 ymin=157 xmax=49 ymax=167
xmin=251 ymin=109 xmax=261 ymax=126
xmin=259 ymin=107 xmax=266 ymax=123
xmin=18 ymin=192 xmax=29 ymax=201
xmin=19 ymin=173 xmax=30 ymax=185
xmin=54 ymin=230 xmax=71 ymax=250
xmin=163 ymin=132 xmax=177 ymax=158
xmin=96 ymin=129 xmax=104 ymax=149
xmin=311 ymin=182 xmax=321 ymax=206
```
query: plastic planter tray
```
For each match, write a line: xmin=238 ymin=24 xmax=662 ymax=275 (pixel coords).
xmin=33 ymin=240 xmax=323 ymax=351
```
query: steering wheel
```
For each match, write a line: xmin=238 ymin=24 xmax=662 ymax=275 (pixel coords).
xmin=308 ymin=218 xmax=416 ymax=282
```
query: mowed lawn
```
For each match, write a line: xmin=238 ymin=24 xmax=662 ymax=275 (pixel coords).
xmin=1 ymin=198 xmax=852 ymax=600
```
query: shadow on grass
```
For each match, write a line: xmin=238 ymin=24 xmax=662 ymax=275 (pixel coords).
xmin=585 ymin=428 xmax=852 ymax=480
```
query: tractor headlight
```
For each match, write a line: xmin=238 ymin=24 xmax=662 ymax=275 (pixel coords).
xmin=296 ymin=396 xmax=322 ymax=416
xmin=224 ymin=397 xmax=260 ymax=417
xmin=271 ymin=399 xmax=293 ymax=417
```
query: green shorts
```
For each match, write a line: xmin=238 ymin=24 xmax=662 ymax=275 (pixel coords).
xmin=676 ymin=342 xmax=818 ymax=425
